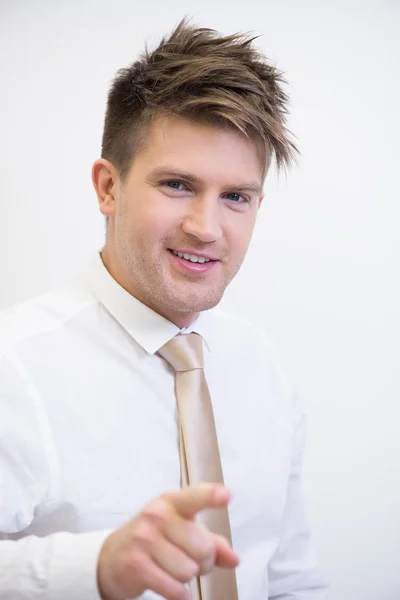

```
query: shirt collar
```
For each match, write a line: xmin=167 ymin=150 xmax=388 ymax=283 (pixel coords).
xmin=84 ymin=251 xmax=212 ymax=355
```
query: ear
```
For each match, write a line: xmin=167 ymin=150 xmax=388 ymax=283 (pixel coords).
xmin=91 ymin=159 xmax=120 ymax=218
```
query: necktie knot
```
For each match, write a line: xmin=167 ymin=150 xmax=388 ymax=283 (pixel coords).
xmin=158 ymin=333 xmax=204 ymax=372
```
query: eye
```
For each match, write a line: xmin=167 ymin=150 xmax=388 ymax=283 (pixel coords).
xmin=162 ymin=180 xmax=188 ymax=191
xmin=225 ymin=192 xmax=248 ymax=203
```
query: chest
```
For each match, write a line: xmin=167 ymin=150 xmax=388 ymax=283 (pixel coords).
xmin=38 ymin=347 xmax=293 ymax=557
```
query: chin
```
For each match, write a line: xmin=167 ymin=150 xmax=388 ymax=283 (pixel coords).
xmin=167 ymin=290 xmax=224 ymax=314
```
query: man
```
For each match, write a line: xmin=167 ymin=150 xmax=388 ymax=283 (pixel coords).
xmin=0 ymin=19 xmax=327 ymax=600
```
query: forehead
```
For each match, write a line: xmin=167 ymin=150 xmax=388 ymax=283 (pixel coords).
xmin=134 ymin=114 xmax=265 ymax=183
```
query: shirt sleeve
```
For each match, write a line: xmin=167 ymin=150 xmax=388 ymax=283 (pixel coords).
xmin=267 ymin=408 xmax=329 ymax=599
xmin=0 ymin=350 xmax=111 ymax=599
xmin=0 ymin=531 xmax=111 ymax=600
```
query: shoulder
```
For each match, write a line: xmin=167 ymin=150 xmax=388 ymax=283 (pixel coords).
xmin=202 ymin=306 xmax=279 ymax=357
xmin=202 ymin=306 xmax=289 ymax=377
xmin=202 ymin=307 xmax=304 ymax=416
xmin=0 ymin=277 xmax=97 ymax=352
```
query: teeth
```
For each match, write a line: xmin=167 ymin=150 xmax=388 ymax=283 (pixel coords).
xmin=172 ymin=250 xmax=210 ymax=263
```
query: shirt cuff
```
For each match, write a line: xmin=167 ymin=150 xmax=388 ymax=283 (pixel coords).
xmin=47 ymin=529 xmax=113 ymax=600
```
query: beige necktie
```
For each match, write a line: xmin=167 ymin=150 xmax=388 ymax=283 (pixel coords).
xmin=158 ymin=333 xmax=239 ymax=600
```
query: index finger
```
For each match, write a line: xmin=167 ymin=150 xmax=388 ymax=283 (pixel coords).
xmin=164 ymin=483 xmax=231 ymax=519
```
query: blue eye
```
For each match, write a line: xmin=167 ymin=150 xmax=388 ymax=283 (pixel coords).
xmin=226 ymin=192 xmax=247 ymax=203
xmin=166 ymin=180 xmax=182 ymax=189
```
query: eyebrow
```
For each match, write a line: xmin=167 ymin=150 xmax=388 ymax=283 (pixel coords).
xmin=148 ymin=166 xmax=263 ymax=195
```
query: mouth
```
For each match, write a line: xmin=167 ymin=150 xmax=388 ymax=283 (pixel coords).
xmin=167 ymin=248 xmax=219 ymax=273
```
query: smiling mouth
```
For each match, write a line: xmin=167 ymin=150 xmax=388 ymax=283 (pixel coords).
xmin=168 ymin=249 xmax=217 ymax=264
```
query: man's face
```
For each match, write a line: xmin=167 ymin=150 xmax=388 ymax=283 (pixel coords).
xmin=103 ymin=115 xmax=264 ymax=324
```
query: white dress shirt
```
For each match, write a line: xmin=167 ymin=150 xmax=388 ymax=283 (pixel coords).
xmin=0 ymin=252 xmax=327 ymax=600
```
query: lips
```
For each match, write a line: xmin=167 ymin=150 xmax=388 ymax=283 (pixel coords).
xmin=169 ymin=248 xmax=219 ymax=262
xmin=171 ymin=250 xmax=212 ymax=264
xmin=168 ymin=249 xmax=218 ymax=274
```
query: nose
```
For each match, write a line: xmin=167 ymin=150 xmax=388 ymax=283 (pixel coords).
xmin=181 ymin=195 xmax=223 ymax=243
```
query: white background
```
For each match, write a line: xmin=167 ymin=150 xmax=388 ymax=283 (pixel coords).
xmin=1 ymin=1 xmax=399 ymax=598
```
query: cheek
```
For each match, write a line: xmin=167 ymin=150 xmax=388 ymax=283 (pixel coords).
xmin=146 ymin=209 xmax=179 ymax=242
xmin=136 ymin=198 xmax=182 ymax=244
xmin=225 ymin=213 xmax=257 ymax=255
xmin=120 ymin=192 xmax=167 ymax=234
